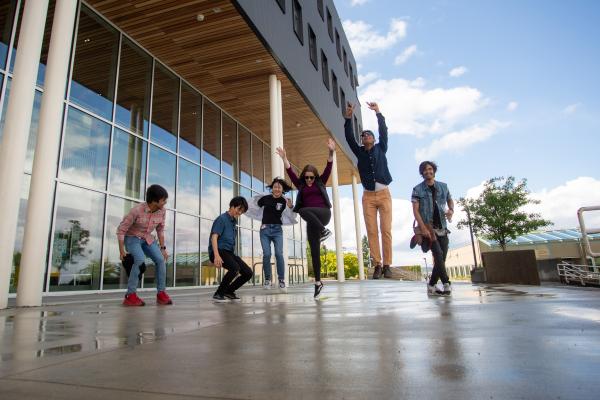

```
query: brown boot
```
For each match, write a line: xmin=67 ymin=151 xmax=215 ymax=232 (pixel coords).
xmin=372 ymin=265 xmax=383 ymax=279
xmin=383 ymin=265 xmax=392 ymax=279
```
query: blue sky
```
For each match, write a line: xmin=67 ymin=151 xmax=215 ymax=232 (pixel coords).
xmin=328 ymin=0 xmax=600 ymax=262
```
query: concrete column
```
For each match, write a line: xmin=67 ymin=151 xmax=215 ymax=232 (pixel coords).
xmin=0 ymin=0 xmax=49 ymax=309
xmin=269 ymin=75 xmax=279 ymax=179
xmin=331 ymin=151 xmax=345 ymax=282
xmin=276 ymin=79 xmax=284 ymax=177
xmin=17 ymin=0 xmax=78 ymax=307
xmin=352 ymin=174 xmax=365 ymax=280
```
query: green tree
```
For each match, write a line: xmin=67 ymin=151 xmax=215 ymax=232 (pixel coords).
xmin=457 ymin=177 xmax=552 ymax=251
xmin=361 ymin=235 xmax=370 ymax=268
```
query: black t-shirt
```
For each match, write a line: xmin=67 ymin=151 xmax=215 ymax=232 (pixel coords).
xmin=428 ymin=184 xmax=442 ymax=229
xmin=258 ymin=195 xmax=287 ymax=225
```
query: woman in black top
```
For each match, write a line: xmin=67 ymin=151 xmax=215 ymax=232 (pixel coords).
xmin=258 ymin=178 xmax=293 ymax=290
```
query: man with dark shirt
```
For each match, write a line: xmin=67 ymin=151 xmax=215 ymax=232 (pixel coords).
xmin=344 ymin=102 xmax=393 ymax=279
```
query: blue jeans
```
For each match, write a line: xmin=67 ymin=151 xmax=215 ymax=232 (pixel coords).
xmin=124 ymin=236 xmax=166 ymax=294
xmin=259 ymin=224 xmax=285 ymax=281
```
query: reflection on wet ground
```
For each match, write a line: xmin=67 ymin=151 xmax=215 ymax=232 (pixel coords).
xmin=0 ymin=281 xmax=599 ymax=399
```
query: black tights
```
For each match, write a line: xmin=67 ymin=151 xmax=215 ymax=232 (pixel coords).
xmin=299 ymin=207 xmax=331 ymax=282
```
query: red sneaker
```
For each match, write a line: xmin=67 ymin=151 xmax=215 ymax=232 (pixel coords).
xmin=123 ymin=292 xmax=145 ymax=306
xmin=157 ymin=291 xmax=173 ymax=305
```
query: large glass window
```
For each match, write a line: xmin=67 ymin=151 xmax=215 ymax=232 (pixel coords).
xmin=239 ymin=186 xmax=253 ymax=230
xmin=239 ymin=227 xmax=253 ymax=278
xmin=252 ymin=136 xmax=264 ymax=191
xmin=264 ymin=143 xmax=272 ymax=182
xmin=69 ymin=5 xmax=118 ymax=120
xmin=292 ymin=0 xmax=303 ymax=44
xmin=252 ymin=230 xmax=263 ymax=284
xmin=221 ymin=114 xmax=237 ymax=180
xmin=60 ymin=107 xmax=111 ymax=190
xmin=9 ymin=174 xmax=30 ymax=293
xmin=175 ymin=213 xmax=200 ymax=286
xmin=115 ymin=38 xmax=151 ymax=137
xmin=238 ymin=126 xmax=252 ymax=188
xmin=102 ymin=196 xmax=137 ymax=289
xmin=179 ymin=83 xmax=202 ymax=163
xmin=202 ymin=100 xmax=220 ymax=172
xmin=221 ymin=178 xmax=235 ymax=212
xmin=151 ymin=62 xmax=178 ymax=151
xmin=201 ymin=168 xmax=220 ymax=219
xmin=143 ymin=209 xmax=174 ymax=288
xmin=148 ymin=144 xmax=176 ymax=200
xmin=177 ymin=158 xmax=200 ymax=215
xmin=0 ymin=0 xmax=17 ymax=70
xmin=50 ymin=184 xmax=105 ymax=291
xmin=109 ymin=128 xmax=147 ymax=199
xmin=200 ymin=218 xmax=217 ymax=286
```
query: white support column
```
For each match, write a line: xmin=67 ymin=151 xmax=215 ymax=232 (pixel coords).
xmin=331 ymin=151 xmax=345 ymax=282
xmin=17 ymin=0 xmax=77 ymax=307
xmin=269 ymin=75 xmax=279 ymax=179
xmin=0 ymin=0 xmax=49 ymax=309
xmin=352 ymin=174 xmax=365 ymax=280
xmin=275 ymin=79 xmax=284 ymax=177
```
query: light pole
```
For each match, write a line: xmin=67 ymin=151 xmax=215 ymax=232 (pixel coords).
xmin=465 ymin=206 xmax=478 ymax=268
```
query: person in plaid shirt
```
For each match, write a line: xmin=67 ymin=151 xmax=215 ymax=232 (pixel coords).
xmin=117 ymin=184 xmax=172 ymax=306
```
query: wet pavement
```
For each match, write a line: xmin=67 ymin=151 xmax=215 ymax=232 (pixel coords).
xmin=0 ymin=281 xmax=599 ymax=399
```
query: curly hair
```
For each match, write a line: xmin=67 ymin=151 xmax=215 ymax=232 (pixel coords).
xmin=418 ymin=161 xmax=438 ymax=176
xmin=267 ymin=177 xmax=293 ymax=193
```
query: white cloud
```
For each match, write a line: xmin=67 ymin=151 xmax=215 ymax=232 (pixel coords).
xmin=449 ymin=66 xmax=468 ymax=77
xmin=357 ymin=72 xmax=380 ymax=86
xmin=350 ymin=0 xmax=370 ymax=6
xmin=359 ymin=77 xmax=488 ymax=137
xmin=394 ymin=44 xmax=418 ymax=65
xmin=342 ymin=18 xmax=407 ymax=59
xmin=507 ymin=101 xmax=518 ymax=111
xmin=414 ymin=120 xmax=509 ymax=160
xmin=562 ymin=103 xmax=581 ymax=115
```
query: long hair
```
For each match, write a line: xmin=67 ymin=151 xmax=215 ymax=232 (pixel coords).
xmin=266 ymin=177 xmax=293 ymax=193
xmin=299 ymin=164 xmax=321 ymax=187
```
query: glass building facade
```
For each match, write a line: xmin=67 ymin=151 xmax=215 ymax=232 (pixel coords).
xmin=0 ymin=1 xmax=307 ymax=293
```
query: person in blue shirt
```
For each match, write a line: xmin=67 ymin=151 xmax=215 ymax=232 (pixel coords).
xmin=209 ymin=196 xmax=252 ymax=302
xmin=344 ymin=102 xmax=393 ymax=279
xmin=411 ymin=161 xmax=455 ymax=296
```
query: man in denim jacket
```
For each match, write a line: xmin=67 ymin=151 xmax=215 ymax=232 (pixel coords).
xmin=411 ymin=161 xmax=455 ymax=295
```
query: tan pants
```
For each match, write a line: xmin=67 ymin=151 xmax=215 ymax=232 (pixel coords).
xmin=362 ymin=188 xmax=393 ymax=266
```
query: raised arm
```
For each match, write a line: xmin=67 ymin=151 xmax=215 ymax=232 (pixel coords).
xmin=367 ymin=102 xmax=388 ymax=153
xmin=344 ymin=103 xmax=360 ymax=156
xmin=320 ymin=139 xmax=335 ymax=184
xmin=277 ymin=147 xmax=301 ymax=188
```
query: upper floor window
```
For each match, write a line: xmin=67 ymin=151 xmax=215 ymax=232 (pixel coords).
xmin=332 ymin=72 xmax=339 ymax=106
xmin=293 ymin=0 xmax=303 ymax=44
xmin=342 ymin=47 xmax=348 ymax=75
xmin=335 ymin=29 xmax=341 ymax=60
xmin=326 ymin=8 xmax=333 ymax=42
xmin=349 ymin=63 xmax=354 ymax=89
xmin=275 ymin=0 xmax=285 ymax=13
xmin=340 ymin=88 xmax=346 ymax=116
xmin=321 ymin=50 xmax=329 ymax=90
xmin=317 ymin=0 xmax=324 ymax=20
xmin=308 ymin=25 xmax=318 ymax=70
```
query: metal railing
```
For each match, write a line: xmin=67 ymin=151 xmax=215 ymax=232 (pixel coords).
xmin=578 ymin=206 xmax=600 ymax=259
xmin=252 ymin=262 xmax=306 ymax=286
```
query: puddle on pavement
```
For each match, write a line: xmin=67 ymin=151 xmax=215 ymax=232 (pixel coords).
xmin=476 ymin=286 xmax=556 ymax=299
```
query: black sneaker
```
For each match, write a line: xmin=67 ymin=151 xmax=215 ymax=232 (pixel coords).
xmin=372 ymin=265 xmax=382 ymax=279
xmin=320 ymin=228 xmax=332 ymax=242
xmin=314 ymin=282 xmax=324 ymax=298
xmin=212 ymin=293 xmax=228 ymax=303
xmin=383 ymin=265 xmax=392 ymax=279
xmin=224 ymin=292 xmax=241 ymax=301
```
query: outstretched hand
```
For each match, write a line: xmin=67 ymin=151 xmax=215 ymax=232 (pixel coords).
xmin=345 ymin=102 xmax=355 ymax=119
xmin=366 ymin=101 xmax=380 ymax=113
xmin=327 ymin=138 xmax=336 ymax=152
xmin=275 ymin=146 xmax=287 ymax=160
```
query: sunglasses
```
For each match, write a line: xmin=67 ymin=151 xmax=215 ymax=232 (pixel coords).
xmin=304 ymin=175 xmax=315 ymax=181
xmin=361 ymin=132 xmax=373 ymax=137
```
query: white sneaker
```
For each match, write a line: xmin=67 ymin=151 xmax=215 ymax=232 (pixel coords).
xmin=278 ymin=280 xmax=286 ymax=290
xmin=263 ymin=279 xmax=271 ymax=290
xmin=427 ymin=285 xmax=443 ymax=296
xmin=443 ymin=282 xmax=452 ymax=296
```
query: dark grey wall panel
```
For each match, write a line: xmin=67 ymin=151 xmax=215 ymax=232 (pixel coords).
xmin=233 ymin=0 xmax=362 ymax=165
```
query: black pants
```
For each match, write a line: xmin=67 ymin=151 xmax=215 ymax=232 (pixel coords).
xmin=428 ymin=234 xmax=450 ymax=286
xmin=298 ymin=207 xmax=331 ymax=282
xmin=210 ymin=249 xmax=253 ymax=295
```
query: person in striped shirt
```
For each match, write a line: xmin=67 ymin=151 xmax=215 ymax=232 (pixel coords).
xmin=117 ymin=184 xmax=172 ymax=306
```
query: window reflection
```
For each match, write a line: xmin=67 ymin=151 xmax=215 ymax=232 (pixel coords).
xmin=238 ymin=126 xmax=252 ymax=188
xmin=201 ymin=168 xmax=220 ymax=219
xmin=179 ymin=83 xmax=202 ymax=163
xmin=177 ymin=158 xmax=200 ymax=215
xmin=50 ymin=184 xmax=105 ymax=291
xmin=151 ymin=62 xmax=178 ymax=151
xmin=109 ymin=128 xmax=147 ymax=199
xmin=60 ymin=107 xmax=111 ymax=190
xmin=221 ymin=114 xmax=237 ymax=179
xmin=221 ymin=178 xmax=234 ymax=212
xmin=102 ymin=196 xmax=137 ymax=289
xmin=202 ymin=100 xmax=220 ymax=172
xmin=253 ymin=230 xmax=263 ymax=284
xmin=10 ymin=174 xmax=30 ymax=293
xmin=252 ymin=136 xmax=264 ymax=191
xmin=201 ymin=218 xmax=218 ymax=286
xmin=238 ymin=186 xmax=252 ymax=229
xmin=264 ymin=143 xmax=272 ymax=182
xmin=239 ymin=227 xmax=253 ymax=281
xmin=148 ymin=144 xmax=176 ymax=200
xmin=143 ymin=209 xmax=174 ymax=288
xmin=175 ymin=213 xmax=200 ymax=286
xmin=115 ymin=38 xmax=151 ymax=137
xmin=0 ymin=0 xmax=17 ymax=70
xmin=69 ymin=5 xmax=118 ymax=120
